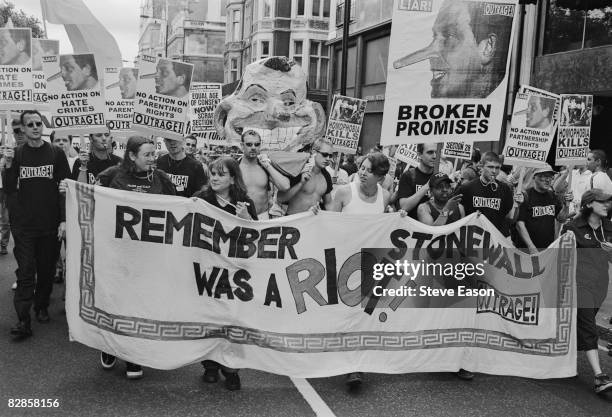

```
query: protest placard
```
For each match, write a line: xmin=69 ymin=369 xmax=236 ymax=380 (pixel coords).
xmin=194 ymin=130 xmax=228 ymax=147
xmin=104 ymin=67 xmax=137 ymax=133
xmin=556 ymin=94 xmax=592 ymax=166
xmin=31 ymin=39 xmax=59 ymax=110
xmin=394 ymin=144 xmax=420 ymax=167
xmin=189 ymin=82 xmax=221 ymax=134
xmin=43 ymin=53 xmax=107 ymax=135
xmin=325 ymin=95 xmax=367 ymax=154
xmin=441 ymin=141 xmax=473 ymax=160
xmin=132 ymin=55 xmax=193 ymax=140
xmin=380 ymin=0 xmax=518 ymax=145
xmin=0 ymin=28 xmax=33 ymax=110
xmin=502 ymin=91 xmax=559 ymax=167
xmin=65 ymin=181 xmax=577 ymax=378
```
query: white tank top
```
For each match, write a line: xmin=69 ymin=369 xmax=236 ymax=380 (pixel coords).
xmin=342 ymin=182 xmax=385 ymax=214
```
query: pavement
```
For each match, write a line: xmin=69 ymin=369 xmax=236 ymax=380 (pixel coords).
xmin=1 ymin=241 xmax=612 ymax=417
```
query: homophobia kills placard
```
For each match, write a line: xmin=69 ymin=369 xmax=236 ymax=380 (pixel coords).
xmin=43 ymin=53 xmax=107 ymax=135
xmin=104 ymin=67 xmax=137 ymax=132
xmin=381 ymin=0 xmax=518 ymax=145
xmin=502 ymin=91 xmax=559 ymax=167
xmin=66 ymin=180 xmax=576 ymax=378
xmin=132 ymin=55 xmax=193 ymax=140
xmin=325 ymin=95 xmax=367 ymax=154
xmin=189 ymin=82 xmax=221 ymax=134
xmin=556 ymin=94 xmax=593 ymax=166
xmin=0 ymin=28 xmax=33 ymax=110
xmin=32 ymin=39 xmax=59 ymax=111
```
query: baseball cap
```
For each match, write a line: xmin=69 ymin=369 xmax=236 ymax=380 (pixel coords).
xmin=533 ymin=164 xmax=555 ymax=176
xmin=429 ymin=172 xmax=452 ymax=188
xmin=581 ymin=188 xmax=612 ymax=207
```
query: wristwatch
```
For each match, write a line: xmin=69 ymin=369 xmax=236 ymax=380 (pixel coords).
xmin=440 ymin=210 xmax=449 ymax=217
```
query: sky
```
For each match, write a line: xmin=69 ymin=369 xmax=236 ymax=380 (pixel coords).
xmin=17 ymin=0 xmax=141 ymax=64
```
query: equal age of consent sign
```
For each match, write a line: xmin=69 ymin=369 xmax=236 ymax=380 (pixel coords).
xmin=32 ymin=39 xmax=59 ymax=110
xmin=0 ymin=28 xmax=33 ymax=109
xmin=325 ymin=95 xmax=367 ymax=154
xmin=441 ymin=141 xmax=473 ymax=160
xmin=132 ymin=56 xmax=193 ymax=140
xmin=43 ymin=53 xmax=106 ymax=134
xmin=189 ymin=82 xmax=221 ymax=134
xmin=502 ymin=90 xmax=559 ymax=167
xmin=380 ymin=0 xmax=518 ymax=145
xmin=556 ymin=94 xmax=593 ymax=166
xmin=104 ymin=67 xmax=138 ymax=132
xmin=66 ymin=181 xmax=576 ymax=378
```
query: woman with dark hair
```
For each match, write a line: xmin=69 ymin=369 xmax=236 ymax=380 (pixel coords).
xmin=193 ymin=156 xmax=256 ymax=390
xmin=100 ymin=136 xmax=176 ymax=380
xmin=561 ymin=189 xmax=612 ymax=395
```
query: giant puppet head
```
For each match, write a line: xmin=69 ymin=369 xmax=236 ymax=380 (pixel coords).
xmin=214 ymin=56 xmax=326 ymax=151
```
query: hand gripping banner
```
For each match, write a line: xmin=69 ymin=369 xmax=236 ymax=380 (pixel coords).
xmin=66 ymin=181 xmax=576 ymax=378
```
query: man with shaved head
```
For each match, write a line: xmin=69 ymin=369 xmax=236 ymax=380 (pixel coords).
xmin=393 ymin=0 xmax=514 ymax=98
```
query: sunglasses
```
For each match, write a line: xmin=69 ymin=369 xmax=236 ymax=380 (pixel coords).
xmin=25 ymin=121 xmax=43 ymax=128
xmin=317 ymin=151 xmax=333 ymax=158
xmin=244 ymin=142 xmax=261 ymax=147
xmin=185 ymin=143 xmax=196 ymax=147
xmin=13 ymin=128 xmax=22 ymax=134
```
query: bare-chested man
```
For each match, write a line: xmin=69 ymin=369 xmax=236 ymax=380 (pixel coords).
xmin=278 ymin=138 xmax=334 ymax=215
xmin=239 ymin=130 xmax=290 ymax=219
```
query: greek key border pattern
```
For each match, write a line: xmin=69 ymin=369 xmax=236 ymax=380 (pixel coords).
xmin=76 ymin=184 xmax=573 ymax=356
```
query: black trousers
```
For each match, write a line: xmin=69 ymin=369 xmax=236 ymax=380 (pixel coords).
xmin=13 ymin=229 xmax=59 ymax=323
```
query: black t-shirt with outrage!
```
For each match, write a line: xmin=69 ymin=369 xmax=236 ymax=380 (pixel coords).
xmin=397 ymin=166 xmax=433 ymax=219
xmin=457 ymin=178 xmax=513 ymax=236
xmin=517 ymin=188 xmax=562 ymax=249
xmin=109 ymin=169 xmax=177 ymax=195
xmin=156 ymin=154 xmax=207 ymax=197
xmin=3 ymin=141 xmax=70 ymax=233
xmin=71 ymin=153 xmax=122 ymax=184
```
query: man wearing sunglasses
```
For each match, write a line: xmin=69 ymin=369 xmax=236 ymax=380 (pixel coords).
xmin=239 ymin=130 xmax=290 ymax=219
xmin=278 ymin=138 xmax=334 ymax=215
xmin=2 ymin=110 xmax=70 ymax=340
xmin=184 ymin=135 xmax=197 ymax=157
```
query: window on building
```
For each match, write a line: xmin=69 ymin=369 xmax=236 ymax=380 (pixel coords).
xmin=230 ymin=58 xmax=238 ymax=82
xmin=297 ymin=0 xmax=305 ymax=16
xmin=308 ymin=40 xmax=329 ymax=90
xmin=261 ymin=40 xmax=270 ymax=58
xmin=323 ymin=0 xmax=330 ymax=18
xmin=364 ymin=36 xmax=389 ymax=85
xmin=336 ymin=1 xmax=356 ymax=26
xmin=232 ymin=10 xmax=241 ymax=42
xmin=543 ymin=0 xmax=612 ymax=54
xmin=294 ymin=40 xmax=303 ymax=67
xmin=312 ymin=0 xmax=321 ymax=17
xmin=263 ymin=0 xmax=272 ymax=18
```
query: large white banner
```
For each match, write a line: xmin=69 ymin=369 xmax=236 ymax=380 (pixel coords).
xmin=66 ymin=181 xmax=576 ymax=378
xmin=381 ymin=0 xmax=518 ymax=145
xmin=43 ymin=53 xmax=107 ymax=134
xmin=0 ymin=28 xmax=33 ymax=110
xmin=132 ymin=55 xmax=193 ymax=140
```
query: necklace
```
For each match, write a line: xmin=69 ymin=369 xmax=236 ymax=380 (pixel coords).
xmin=360 ymin=184 xmax=377 ymax=198
xmin=479 ymin=177 xmax=498 ymax=191
xmin=589 ymin=222 xmax=605 ymax=244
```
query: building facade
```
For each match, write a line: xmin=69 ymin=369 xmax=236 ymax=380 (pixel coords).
xmin=138 ymin=0 xmax=226 ymax=83
xmin=223 ymin=0 xmax=331 ymax=107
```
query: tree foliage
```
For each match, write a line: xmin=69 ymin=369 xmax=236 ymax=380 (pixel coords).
xmin=0 ymin=1 xmax=45 ymax=38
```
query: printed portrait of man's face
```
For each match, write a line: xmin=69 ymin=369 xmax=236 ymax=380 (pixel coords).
xmin=0 ymin=29 xmax=30 ymax=66
xmin=526 ymin=96 xmax=554 ymax=129
xmin=119 ymin=68 xmax=138 ymax=99
xmin=393 ymin=0 xmax=513 ymax=99
xmin=60 ymin=54 xmax=98 ymax=91
xmin=154 ymin=60 xmax=190 ymax=99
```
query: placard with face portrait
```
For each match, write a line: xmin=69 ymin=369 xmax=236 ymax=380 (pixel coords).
xmin=556 ymin=94 xmax=593 ymax=166
xmin=502 ymin=89 xmax=560 ymax=167
xmin=132 ymin=55 xmax=193 ymax=140
xmin=325 ymin=95 xmax=367 ymax=154
xmin=31 ymin=39 xmax=59 ymax=110
xmin=104 ymin=67 xmax=138 ymax=133
xmin=381 ymin=0 xmax=518 ymax=145
xmin=43 ymin=53 xmax=107 ymax=134
xmin=0 ymin=28 xmax=33 ymax=110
